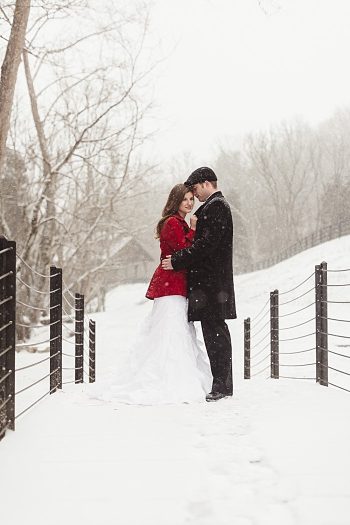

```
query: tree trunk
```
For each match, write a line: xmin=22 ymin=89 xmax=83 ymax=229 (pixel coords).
xmin=22 ymin=49 xmax=56 ymax=272
xmin=0 ymin=1 xmax=31 ymax=236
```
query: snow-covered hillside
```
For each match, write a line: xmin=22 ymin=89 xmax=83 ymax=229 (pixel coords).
xmin=1 ymin=234 xmax=350 ymax=525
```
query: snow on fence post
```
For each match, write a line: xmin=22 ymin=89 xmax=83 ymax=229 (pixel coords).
xmin=0 ymin=237 xmax=16 ymax=437
xmin=315 ymin=264 xmax=322 ymax=383
xmin=50 ymin=266 xmax=62 ymax=393
xmin=89 ymin=319 xmax=96 ymax=383
xmin=244 ymin=317 xmax=250 ymax=379
xmin=75 ymin=293 xmax=84 ymax=384
xmin=320 ymin=261 xmax=328 ymax=387
xmin=270 ymin=289 xmax=279 ymax=379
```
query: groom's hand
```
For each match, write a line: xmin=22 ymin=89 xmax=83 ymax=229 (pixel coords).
xmin=161 ymin=255 xmax=173 ymax=270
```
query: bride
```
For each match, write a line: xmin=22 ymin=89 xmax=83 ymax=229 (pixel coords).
xmin=97 ymin=183 xmax=212 ymax=405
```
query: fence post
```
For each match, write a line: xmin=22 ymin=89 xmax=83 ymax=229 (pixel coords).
xmin=0 ymin=238 xmax=16 ymax=437
xmin=270 ymin=289 xmax=279 ymax=379
xmin=89 ymin=319 xmax=96 ymax=383
xmin=75 ymin=293 xmax=84 ymax=384
xmin=244 ymin=317 xmax=250 ymax=379
xmin=315 ymin=264 xmax=321 ymax=383
xmin=50 ymin=266 xmax=62 ymax=393
xmin=320 ymin=261 xmax=328 ymax=386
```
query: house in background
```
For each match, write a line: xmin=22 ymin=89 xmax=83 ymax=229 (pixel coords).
xmin=93 ymin=235 xmax=155 ymax=311
xmin=105 ymin=235 xmax=155 ymax=284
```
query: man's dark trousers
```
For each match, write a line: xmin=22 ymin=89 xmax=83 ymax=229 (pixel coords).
xmin=201 ymin=318 xmax=233 ymax=396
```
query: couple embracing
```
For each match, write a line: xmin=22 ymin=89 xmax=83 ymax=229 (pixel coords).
xmin=106 ymin=167 xmax=236 ymax=405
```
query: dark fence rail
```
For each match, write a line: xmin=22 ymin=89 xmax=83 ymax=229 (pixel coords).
xmin=240 ymin=218 xmax=350 ymax=274
xmin=0 ymin=237 xmax=96 ymax=441
xmin=244 ymin=260 xmax=350 ymax=394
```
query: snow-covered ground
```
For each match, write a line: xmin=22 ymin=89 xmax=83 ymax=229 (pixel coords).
xmin=1 ymin=235 xmax=350 ymax=525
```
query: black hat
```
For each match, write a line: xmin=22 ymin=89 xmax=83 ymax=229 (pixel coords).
xmin=184 ymin=167 xmax=217 ymax=186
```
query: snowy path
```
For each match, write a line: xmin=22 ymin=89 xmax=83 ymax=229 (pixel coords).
xmin=2 ymin=235 xmax=350 ymax=524
xmin=3 ymin=369 xmax=349 ymax=525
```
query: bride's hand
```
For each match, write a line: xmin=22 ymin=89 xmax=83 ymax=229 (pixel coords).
xmin=190 ymin=215 xmax=197 ymax=230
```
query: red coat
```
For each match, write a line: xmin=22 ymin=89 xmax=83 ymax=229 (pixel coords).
xmin=146 ymin=214 xmax=195 ymax=299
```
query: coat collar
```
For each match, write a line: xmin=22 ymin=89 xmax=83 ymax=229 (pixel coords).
xmin=173 ymin=212 xmax=187 ymax=223
xmin=195 ymin=191 xmax=223 ymax=216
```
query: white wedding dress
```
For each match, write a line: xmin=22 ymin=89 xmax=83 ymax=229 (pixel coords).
xmin=95 ymin=295 xmax=212 ymax=405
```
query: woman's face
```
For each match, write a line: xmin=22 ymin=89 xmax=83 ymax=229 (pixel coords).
xmin=178 ymin=191 xmax=194 ymax=216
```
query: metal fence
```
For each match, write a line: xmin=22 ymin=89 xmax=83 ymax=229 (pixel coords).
xmin=241 ymin=218 xmax=350 ymax=274
xmin=244 ymin=260 xmax=350 ymax=394
xmin=0 ymin=237 xmax=96 ymax=441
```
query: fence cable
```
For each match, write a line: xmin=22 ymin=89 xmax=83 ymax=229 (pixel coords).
xmin=324 ymin=283 xmax=350 ymax=287
xmin=16 ymin=253 xmax=58 ymax=279
xmin=280 ymin=362 xmax=316 ymax=367
xmin=83 ymin=357 xmax=93 ymax=371
xmin=279 ymin=286 xmax=314 ymax=307
xmin=16 ymin=276 xmax=59 ymax=296
xmin=0 ymin=246 xmax=13 ymax=255
xmin=251 ymin=330 xmax=270 ymax=349
xmin=250 ymin=317 xmax=270 ymax=338
xmin=62 ymin=323 xmax=77 ymax=334
xmin=0 ymin=295 xmax=13 ymax=307
xmin=251 ymin=363 xmax=270 ymax=377
xmin=280 ymin=346 xmax=315 ymax=355
xmin=327 ymin=268 xmax=350 ymax=273
xmin=15 ymin=351 xmax=60 ymax=372
xmin=280 ymin=331 xmax=315 ymax=342
xmin=278 ymin=301 xmax=315 ymax=318
xmin=0 ymin=393 xmax=12 ymax=412
xmin=250 ymin=353 xmax=270 ymax=369
xmin=0 ymin=369 xmax=13 ymax=385
xmin=321 ymin=316 xmax=350 ymax=324
xmin=0 ymin=321 xmax=13 ymax=333
xmin=327 ymin=349 xmax=350 ymax=360
xmin=0 ymin=345 xmax=12 ymax=358
xmin=250 ymin=309 xmax=270 ymax=332
xmin=17 ymin=319 xmax=60 ymax=329
xmin=62 ymin=278 xmax=77 ymax=301
xmin=16 ymin=335 xmax=60 ymax=348
xmin=250 ymin=297 xmax=270 ymax=323
xmin=62 ymin=337 xmax=75 ymax=345
xmin=0 ymin=246 xmax=14 ymax=256
xmin=16 ymin=298 xmax=49 ymax=311
xmin=250 ymin=341 xmax=270 ymax=359
xmin=15 ymin=368 xmax=59 ymax=396
xmin=15 ymin=386 xmax=57 ymax=420
xmin=279 ymin=271 xmax=315 ymax=296
xmin=62 ymin=307 xmax=76 ymax=324
xmin=328 ymin=381 xmax=350 ymax=393
xmin=321 ymin=331 xmax=350 ymax=340
xmin=63 ymin=294 xmax=75 ymax=311
xmin=319 ymin=363 xmax=350 ymax=377
xmin=278 ymin=375 xmax=315 ymax=380
xmin=279 ymin=317 xmax=315 ymax=331
xmin=321 ymin=299 xmax=350 ymax=305
xmin=0 ymin=271 xmax=13 ymax=282
xmin=62 ymin=352 xmax=74 ymax=358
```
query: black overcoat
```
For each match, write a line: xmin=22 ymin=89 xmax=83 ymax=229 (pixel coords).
xmin=171 ymin=191 xmax=237 ymax=322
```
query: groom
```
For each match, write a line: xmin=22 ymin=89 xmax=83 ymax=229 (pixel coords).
xmin=162 ymin=167 xmax=236 ymax=401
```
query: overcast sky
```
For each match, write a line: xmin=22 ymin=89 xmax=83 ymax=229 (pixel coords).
xmin=146 ymin=0 xmax=350 ymax=164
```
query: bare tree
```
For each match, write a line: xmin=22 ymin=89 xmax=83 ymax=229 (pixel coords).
xmin=1 ymin=1 xmax=159 ymax=326
xmin=245 ymin=121 xmax=315 ymax=257
xmin=0 ymin=1 xmax=31 ymax=237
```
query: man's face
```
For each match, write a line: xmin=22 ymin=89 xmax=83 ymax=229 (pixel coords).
xmin=192 ymin=182 xmax=209 ymax=202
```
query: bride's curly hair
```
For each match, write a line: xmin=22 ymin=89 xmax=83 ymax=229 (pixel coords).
xmin=155 ymin=183 xmax=193 ymax=238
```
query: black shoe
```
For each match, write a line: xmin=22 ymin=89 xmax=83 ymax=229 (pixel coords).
xmin=205 ymin=391 xmax=228 ymax=402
